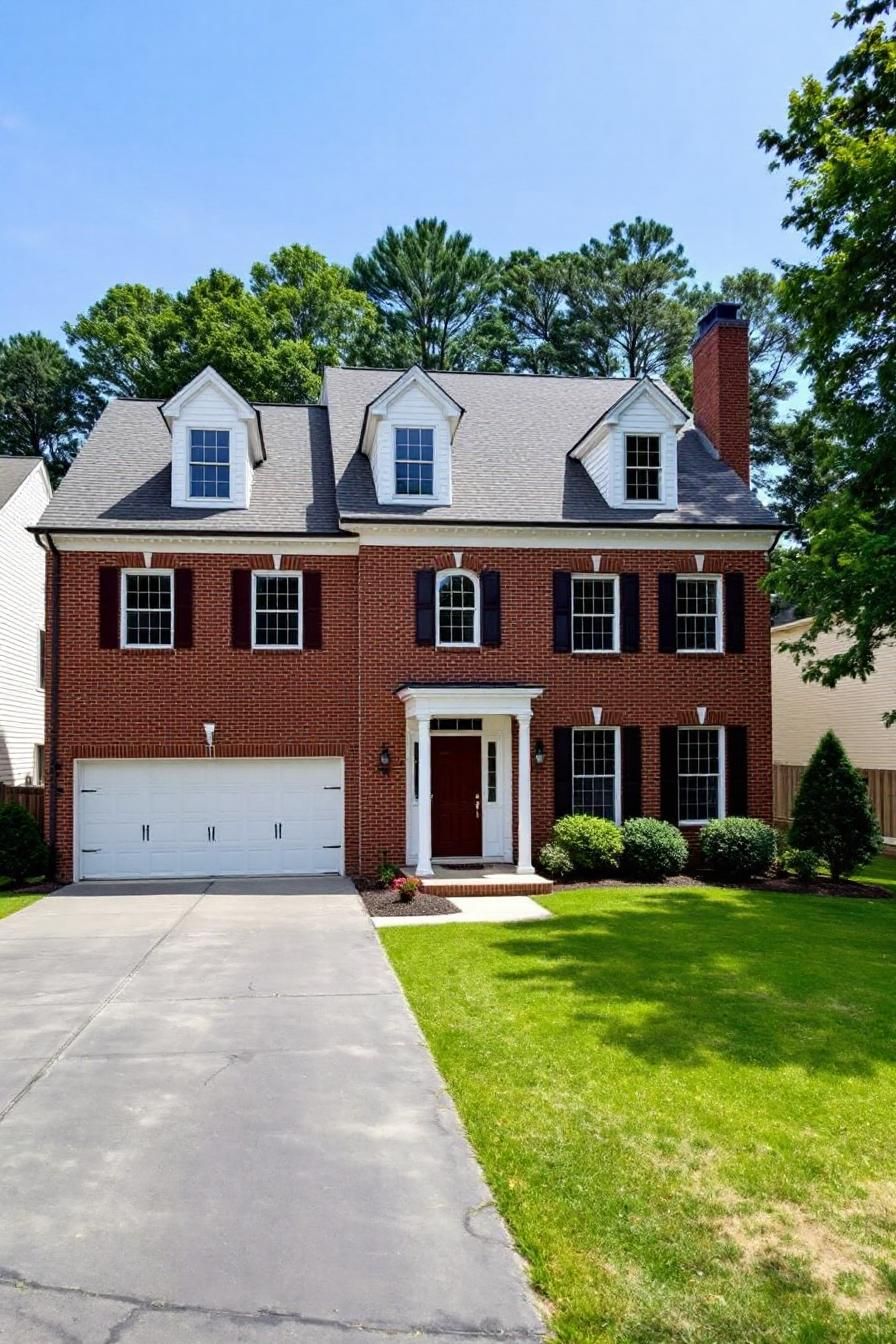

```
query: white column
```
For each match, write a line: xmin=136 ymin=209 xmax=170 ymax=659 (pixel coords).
xmin=416 ymin=716 xmax=433 ymax=877
xmin=516 ymin=711 xmax=534 ymax=874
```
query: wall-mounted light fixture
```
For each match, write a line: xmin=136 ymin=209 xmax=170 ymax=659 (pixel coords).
xmin=533 ymin=738 xmax=546 ymax=766
xmin=378 ymin=744 xmax=391 ymax=775
xmin=203 ymin=722 xmax=216 ymax=757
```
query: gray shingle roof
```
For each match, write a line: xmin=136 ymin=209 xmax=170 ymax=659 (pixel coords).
xmin=324 ymin=367 xmax=778 ymax=528
xmin=0 ymin=457 xmax=43 ymax=511
xmin=37 ymin=400 xmax=340 ymax=534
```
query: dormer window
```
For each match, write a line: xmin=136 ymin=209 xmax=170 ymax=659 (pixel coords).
xmin=190 ymin=429 xmax=231 ymax=500
xmin=395 ymin=428 xmax=434 ymax=497
xmin=625 ymin=434 xmax=661 ymax=502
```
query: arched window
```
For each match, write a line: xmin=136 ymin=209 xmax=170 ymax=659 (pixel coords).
xmin=436 ymin=570 xmax=479 ymax=647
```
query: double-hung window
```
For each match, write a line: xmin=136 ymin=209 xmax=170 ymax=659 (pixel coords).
xmin=253 ymin=573 xmax=302 ymax=649
xmin=572 ymin=575 xmax=618 ymax=652
xmin=395 ymin=428 xmax=434 ymax=496
xmin=572 ymin=727 xmax=619 ymax=821
xmin=676 ymin=577 xmax=721 ymax=652
xmin=678 ymin=727 xmax=724 ymax=824
xmin=625 ymin=434 xmax=661 ymax=501
xmin=122 ymin=571 xmax=173 ymax=648
xmin=189 ymin=429 xmax=231 ymax=499
xmin=436 ymin=570 xmax=479 ymax=646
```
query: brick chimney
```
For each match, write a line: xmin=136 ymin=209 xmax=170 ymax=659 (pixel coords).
xmin=691 ymin=302 xmax=750 ymax=486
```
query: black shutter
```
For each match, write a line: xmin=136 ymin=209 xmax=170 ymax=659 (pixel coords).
xmin=231 ymin=570 xmax=252 ymax=649
xmin=553 ymin=572 xmax=572 ymax=652
xmin=658 ymin=574 xmax=677 ymax=652
xmin=659 ymin=726 xmax=679 ymax=823
xmin=620 ymin=574 xmax=640 ymax=653
xmin=303 ymin=571 xmax=322 ymax=649
xmin=98 ymin=567 xmax=120 ymax=649
xmin=415 ymin=569 xmax=436 ymax=646
xmin=725 ymin=572 xmax=746 ymax=653
xmin=481 ymin=570 xmax=501 ymax=647
xmin=621 ymin=726 xmax=642 ymax=819
xmin=173 ymin=569 xmax=193 ymax=649
xmin=726 ymin=726 xmax=748 ymax=816
xmin=554 ymin=726 xmax=573 ymax=819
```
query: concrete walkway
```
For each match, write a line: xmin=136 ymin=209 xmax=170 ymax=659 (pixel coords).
xmin=374 ymin=894 xmax=553 ymax=927
xmin=0 ymin=880 xmax=543 ymax=1344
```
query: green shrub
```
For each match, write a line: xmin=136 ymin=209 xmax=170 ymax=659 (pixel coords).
xmin=622 ymin=818 xmax=689 ymax=881
xmin=551 ymin=814 xmax=623 ymax=877
xmin=0 ymin=803 xmax=48 ymax=885
xmin=701 ymin=817 xmax=777 ymax=880
xmin=538 ymin=841 xmax=574 ymax=881
xmin=782 ymin=846 xmax=820 ymax=885
xmin=789 ymin=731 xmax=881 ymax=881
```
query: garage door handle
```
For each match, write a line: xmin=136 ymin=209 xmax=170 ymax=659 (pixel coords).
xmin=274 ymin=822 xmax=282 ymax=840
xmin=207 ymin=825 xmax=216 ymax=842
xmin=142 ymin=824 xmax=150 ymax=842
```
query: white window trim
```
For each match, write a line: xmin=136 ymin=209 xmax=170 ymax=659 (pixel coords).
xmin=120 ymin=568 xmax=174 ymax=650
xmin=677 ymin=726 xmax=726 ymax=826
xmin=188 ymin=427 xmax=233 ymax=503
xmin=251 ymin=570 xmax=304 ymax=651
xmin=676 ymin=574 xmax=724 ymax=654
xmin=389 ymin=423 xmax=439 ymax=505
xmin=435 ymin=568 xmax=481 ymax=648
xmin=623 ymin=432 xmax=663 ymax=505
xmin=571 ymin=573 xmax=620 ymax=654
xmin=571 ymin=725 xmax=622 ymax=824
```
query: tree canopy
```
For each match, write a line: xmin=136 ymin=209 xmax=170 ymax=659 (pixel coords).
xmin=0 ymin=333 xmax=98 ymax=480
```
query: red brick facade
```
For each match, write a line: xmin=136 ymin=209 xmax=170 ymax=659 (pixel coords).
xmin=47 ymin=540 xmax=772 ymax=881
xmin=692 ymin=317 xmax=751 ymax=486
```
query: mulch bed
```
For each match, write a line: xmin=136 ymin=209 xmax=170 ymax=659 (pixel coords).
xmin=551 ymin=872 xmax=892 ymax=899
xmin=357 ymin=883 xmax=461 ymax=918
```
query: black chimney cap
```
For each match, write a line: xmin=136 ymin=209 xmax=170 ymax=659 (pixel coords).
xmin=696 ymin=302 xmax=745 ymax=341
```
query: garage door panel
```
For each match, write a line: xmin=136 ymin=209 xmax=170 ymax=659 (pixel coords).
xmin=77 ymin=759 xmax=344 ymax=880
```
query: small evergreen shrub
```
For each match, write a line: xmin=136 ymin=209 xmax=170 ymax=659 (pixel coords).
xmin=782 ymin=846 xmax=820 ymax=885
xmin=551 ymin=814 xmax=623 ymax=877
xmin=0 ymin=803 xmax=48 ymax=885
xmin=538 ymin=841 xmax=574 ymax=881
xmin=789 ymin=731 xmax=881 ymax=881
xmin=622 ymin=818 xmax=689 ymax=881
xmin=701 ymin=817 xmax=777 ymax=880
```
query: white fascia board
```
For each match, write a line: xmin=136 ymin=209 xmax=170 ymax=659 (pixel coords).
xmin=161 ymin=366 xmax=263 ymax=463
xmin=353 ymin=523 xmax=779 ymax=552
xmin=363 ymin=366 xmax=463 ymax=455
xmin=397 ymin=684 xmax=543 ymax=720
xmin=570 ymin=378 xmax=687 ymax=461
xmin=47 ymin=532 xmax=360 ymax=556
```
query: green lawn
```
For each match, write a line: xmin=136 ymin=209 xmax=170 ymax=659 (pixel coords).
xmin=383 ymin=862 xmax=896 ymax=1343
xmin=0 ymin=893 xmax=40 ymax=921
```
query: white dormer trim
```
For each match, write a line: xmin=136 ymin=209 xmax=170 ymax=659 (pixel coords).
xmin=360 ymin=366 xmax=463 ymax=457
xmin=361 ymin=366 xmax=463 ymax=508
xmin=161 ymin=366 xmax=264 ymax=464
xmin=569 ymin=376 xmax=686 ymax=512
xmin=163 ymin=366 xmax=261 ymax=511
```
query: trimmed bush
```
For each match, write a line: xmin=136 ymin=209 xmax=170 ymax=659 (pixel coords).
xmin=701 ymin=817 xmax=777 ymax=880
xmin=551 ymin=814 xmax=623 ymax=877
xmin=538 ymin=841 xmax=574 ymax=881
xmin=622 ymin=818 xmax=689 ymax=881
xmin=0 ymin=803 xmax=48 ymax=885
xmin=789 ymin=731 xmax=881 ymax=881
xmin=782 ymin=846 xmax=820 ymax=885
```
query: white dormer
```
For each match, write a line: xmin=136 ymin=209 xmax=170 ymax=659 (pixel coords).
xmin=360 ymin=366 xmax=463 ymax=507
xmin=161 ymin=367 xmax=264 ymax=511
xmin=569 ymin=377 xmax=687 ymax=511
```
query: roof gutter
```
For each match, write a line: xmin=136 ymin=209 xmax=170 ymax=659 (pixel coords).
xmin=28 ymin=526 xmax=357 ymax=540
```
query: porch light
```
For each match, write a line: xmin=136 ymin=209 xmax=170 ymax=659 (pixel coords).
xmin=533 ymin=738 xmax=546 ymax=766
xmin=378 ymin=744 xmax=391 ymax=775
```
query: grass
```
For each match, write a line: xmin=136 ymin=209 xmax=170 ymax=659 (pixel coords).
xmin=0 ymin=893 xmax=41 ymax=921
xmin=382 ymin=857 xmax=896 ymax=1343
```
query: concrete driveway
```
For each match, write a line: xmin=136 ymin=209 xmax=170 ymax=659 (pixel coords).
xmin=0 ymin=880 xmax=543 ymax=1344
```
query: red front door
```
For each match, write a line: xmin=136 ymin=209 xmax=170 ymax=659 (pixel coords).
xmin=431 ymin=736 xmax=482 ymax=857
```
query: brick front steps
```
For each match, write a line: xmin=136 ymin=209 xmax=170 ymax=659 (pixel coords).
xmin=403 ymin=865 xmax=553 ymax=898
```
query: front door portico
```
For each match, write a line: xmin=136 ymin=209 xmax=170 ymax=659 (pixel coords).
xmin=397 ymin=684 xmax=544 ymax=879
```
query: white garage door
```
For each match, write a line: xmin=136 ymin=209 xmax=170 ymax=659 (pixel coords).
xmin=76 ymin=758 xmax=344 ymax=880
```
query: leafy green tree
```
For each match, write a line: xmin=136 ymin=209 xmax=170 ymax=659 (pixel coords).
xmin=789 ymin=731 xmax=881 ymax=880
xmin=64 ymin=283 xmax=177 ymax=399
xmin=759 ymin=0 xmax=896 ymax=713
xmin=716 ymin=269 xmax=801 ymax=450
xmin=495 ymin=249 xmax=575 ymax=374
xmin=758 ymin=410 xmax=835 ymax=539
xmin=351 ymin=218 xmax=498 ymax=369
xmin=0 ymin=333 xmax=98 ymax=479
xmin=249 ymin=244 xmax=377 ymax=367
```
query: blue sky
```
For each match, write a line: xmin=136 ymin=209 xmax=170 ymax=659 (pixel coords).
xmin=1 ymin=0 xmax=845 ymax=342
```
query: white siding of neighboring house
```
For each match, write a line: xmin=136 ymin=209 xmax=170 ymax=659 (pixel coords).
xmin=373 ymin=383 xmax=453 ymax=506
xmin=0 ymin=465 xmax=51 ymax=784
xmin=771 ymin=619 xmax=896 ymax=771
xmin=169 ymin=384 xmax=252 ymax=509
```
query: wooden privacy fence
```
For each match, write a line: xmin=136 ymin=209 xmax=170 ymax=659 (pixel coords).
xmin=0 ymin=782 xmax=44 ymax=831
xmin=773 ymin=762 xmax=896 ymax=843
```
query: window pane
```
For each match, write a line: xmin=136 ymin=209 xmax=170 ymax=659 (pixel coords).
xmin=395 ymin=427 xmax=434 ymax=496
xmin=572 ymin=728 xmax=616 ymax=819
xmin=437 ymin=572 xmax=476 ymax=644
xmin=190 ymin=429 xmax=230 ymax=498
xmin=572 ymin=577 xmax=616 ymax=651
xmin=254 ymin=575 xmax=301 ymax=647
xmin=487 ymin=741 xmax=497 ymax=803
xmin=124 ymin=573 xmax=173 ymax=646
xmin=676 ymin=578 xmax=719 ymax=651
xmin=678 ymin=728 xmax=721 ymax=822
xmin=625 ymin=434 xmax=661 ymax=501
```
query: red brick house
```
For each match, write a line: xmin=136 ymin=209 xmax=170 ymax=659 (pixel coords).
xmin=34 ymin=303 xmax=778 ymax=884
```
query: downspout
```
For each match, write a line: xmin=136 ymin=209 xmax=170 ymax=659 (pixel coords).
xmin=40 ymin=534 xmax=62 ymax=878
